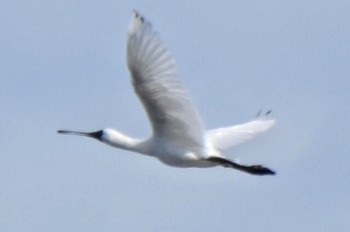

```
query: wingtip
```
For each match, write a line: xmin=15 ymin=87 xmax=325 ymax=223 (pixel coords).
xmin=132 ymin=10 xmax=140 ymax=19
xmin=256 ymin=109 xmax=273 ymax=118
xmin=128 ymin=10 xmax=147 ymax=35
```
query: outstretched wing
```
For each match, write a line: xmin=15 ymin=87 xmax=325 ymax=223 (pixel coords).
xmin=126 ymin=11 xmax=204 ymax=148
xmin=206 ymin=117 xmax=276 ymax=150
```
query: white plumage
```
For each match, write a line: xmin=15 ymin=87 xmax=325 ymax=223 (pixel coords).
xmin=206 ymin=117 xmax=275 ymax=150
xmin=58 ymin=11 xmax=276 ymax=175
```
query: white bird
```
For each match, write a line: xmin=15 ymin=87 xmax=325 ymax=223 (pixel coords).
xmin=58 ymin=11 xmax=276 ymax=175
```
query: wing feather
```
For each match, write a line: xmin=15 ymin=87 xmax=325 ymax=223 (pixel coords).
xmin=126 ymin=11 xmax=204 ymax=148
xmin=206 ymin=117 xmax=276 ymax=150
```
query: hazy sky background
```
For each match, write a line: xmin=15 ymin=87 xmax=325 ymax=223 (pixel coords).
xmin=1 ymin=1 xmax=349 ymax=231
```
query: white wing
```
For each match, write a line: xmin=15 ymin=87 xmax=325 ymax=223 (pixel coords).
xmin=206 ymin=117 xmax=276 ymax=150
xmin=127 ymin=11 xmax=204 ymax=148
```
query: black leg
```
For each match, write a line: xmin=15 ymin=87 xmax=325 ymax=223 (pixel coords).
xmin=207 ymin=157 xmax=276 ymax=176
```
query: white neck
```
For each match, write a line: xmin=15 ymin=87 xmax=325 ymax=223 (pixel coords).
xmin=101 ymin=129 xmax=150 ymax=155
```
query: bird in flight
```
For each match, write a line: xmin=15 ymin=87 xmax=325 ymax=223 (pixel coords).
xmin=58 ymin=11 xmax=276 ymax=176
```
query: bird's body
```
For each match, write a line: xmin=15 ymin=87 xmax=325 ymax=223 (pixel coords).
xmin=58 ymin=11 xmax=276 ymax=175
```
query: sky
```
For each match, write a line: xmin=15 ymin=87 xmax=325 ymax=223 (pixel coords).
xmin=1 ymin=1 xmax=349 ymax=231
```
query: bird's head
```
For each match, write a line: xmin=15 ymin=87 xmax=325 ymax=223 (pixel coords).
xmin=57 ymin=128 xmax=135 ymax=150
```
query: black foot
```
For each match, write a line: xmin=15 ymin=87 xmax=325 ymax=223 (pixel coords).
xmin=207 ymin=157 xmax=276 ymax=176
xmin=245 ymin=165 xmax=276 ymax=176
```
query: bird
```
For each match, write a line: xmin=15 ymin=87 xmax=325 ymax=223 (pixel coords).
xmin=58 ymin=11 xmax=276 ymax=176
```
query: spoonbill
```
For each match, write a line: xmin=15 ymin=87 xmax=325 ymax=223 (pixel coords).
xmin=58 ymin=11 xmax=276 ymax=175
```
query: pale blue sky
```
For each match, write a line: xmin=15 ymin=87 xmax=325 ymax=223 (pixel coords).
xmin=1 ymin=1 xmax=349 ymax=231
